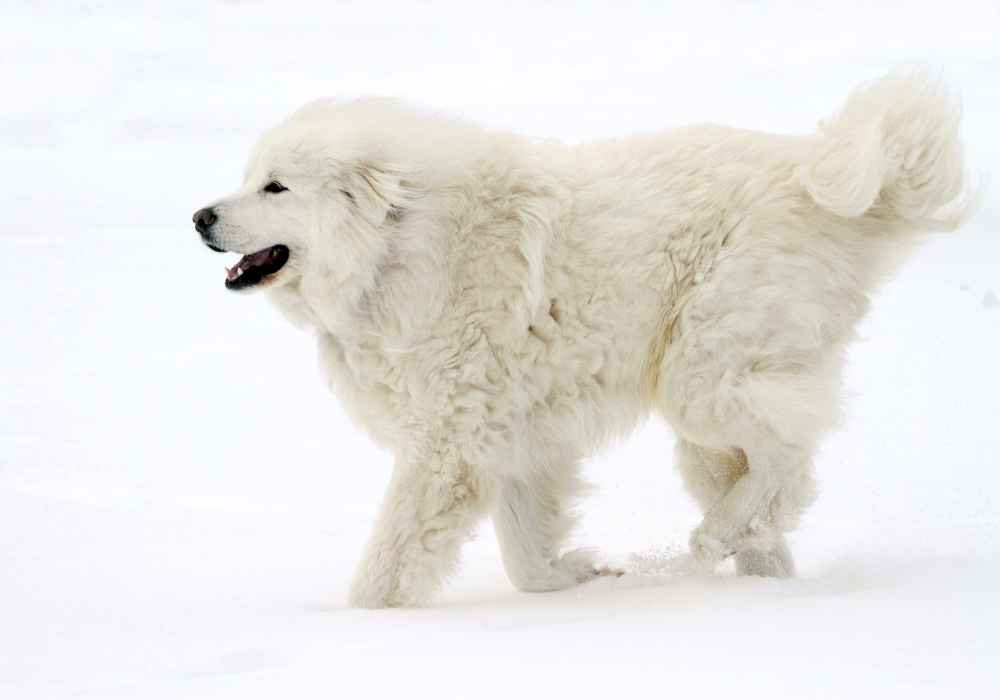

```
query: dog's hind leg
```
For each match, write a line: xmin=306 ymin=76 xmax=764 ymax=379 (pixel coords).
xmin=675 ymin=440 xmax=797 ymax=577
xmin=493 ymin=471 xmax=617 ymax=592
xmin=656 ymin=290 xmax=832 ymax=574
xmin=673 ymin=440 xmax=795 ymax=577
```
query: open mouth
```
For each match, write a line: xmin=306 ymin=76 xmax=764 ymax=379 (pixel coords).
xmin=224 ymin=245 xmax=290 ymax=290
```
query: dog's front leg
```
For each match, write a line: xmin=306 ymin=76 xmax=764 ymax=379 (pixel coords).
xmin=493 ymin=475 xmax=619 ymax=592
xmin=347 ymin=455 xmax=485 ymax=608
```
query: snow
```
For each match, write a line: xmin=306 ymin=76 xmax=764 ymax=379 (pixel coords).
xmin=2 ymin=2 xmax=999 ymax=698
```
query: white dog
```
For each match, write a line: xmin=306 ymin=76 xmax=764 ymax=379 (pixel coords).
xmin=193 ymin=71 xmax=973 ymax=607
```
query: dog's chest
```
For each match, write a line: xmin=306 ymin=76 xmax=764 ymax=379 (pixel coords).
xmin=315 ymin=333 xmax=417 ymax=450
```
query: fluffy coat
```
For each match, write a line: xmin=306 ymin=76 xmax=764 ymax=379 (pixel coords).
xmin=196 ymin=70 xmax=974 ymax=607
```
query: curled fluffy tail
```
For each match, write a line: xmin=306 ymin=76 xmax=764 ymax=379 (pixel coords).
xmin=799 ymin=70 xmax=978 ymax=229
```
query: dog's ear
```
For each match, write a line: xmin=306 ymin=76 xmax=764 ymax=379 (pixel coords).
xmin=343 ymin=160 xmax=418 ymax=225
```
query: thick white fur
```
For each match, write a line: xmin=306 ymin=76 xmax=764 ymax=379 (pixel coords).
xmin=199 ymin=70 xmax=974 ymax=607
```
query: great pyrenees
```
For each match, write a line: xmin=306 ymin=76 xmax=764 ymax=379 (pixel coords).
xmin=193 ymin=71 xmax=973 ymax=608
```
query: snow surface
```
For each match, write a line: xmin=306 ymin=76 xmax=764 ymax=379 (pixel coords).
xmin=2 ymin=2 xmax=999 ymax=698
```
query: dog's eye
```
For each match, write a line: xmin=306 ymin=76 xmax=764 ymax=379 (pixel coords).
xmin=262 ymin=181 xmax=288 ymax=194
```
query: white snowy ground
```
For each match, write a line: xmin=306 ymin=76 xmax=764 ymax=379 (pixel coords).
xmin=2 ymin=2 xmax=999 ymax=698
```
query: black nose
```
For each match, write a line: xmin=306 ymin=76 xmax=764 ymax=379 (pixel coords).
xmin=192 ymin=207 xmax=217 ymax=235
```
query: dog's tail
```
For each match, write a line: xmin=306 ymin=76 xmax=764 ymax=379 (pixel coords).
xmin=798 ymin=69 xmax=979 ymax=230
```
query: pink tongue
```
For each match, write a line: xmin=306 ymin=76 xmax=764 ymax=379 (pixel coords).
xmin=226 ymin=249 xmax=272 ymax=281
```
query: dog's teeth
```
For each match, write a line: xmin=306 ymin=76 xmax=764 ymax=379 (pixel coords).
xmin=236 ymin=266 xmax=243 ymax=277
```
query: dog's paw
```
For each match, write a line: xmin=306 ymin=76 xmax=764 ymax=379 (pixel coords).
xmin=347 ymin=582 xmax=397 ymax=609
xmin=735 ymin=538 xmax=795 ymax=578
xmin=689 ymin=528 xmax=736 ymax=565
xmin=512 ymin=549 xmax=622 ymax=592
xmin=690 ymin=514 xmax=789 ymax=576
xmin=559 ymin=549 xmax=624 ymax=583
xmin=347 ymin=571 xmax=416 ymax=609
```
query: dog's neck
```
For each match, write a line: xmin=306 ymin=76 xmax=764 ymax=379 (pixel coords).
xmin=271 ymin=233 xmax=451 ymax=362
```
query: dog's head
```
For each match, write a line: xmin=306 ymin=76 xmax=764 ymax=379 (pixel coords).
xmin=192 ymin=99 xmax=423 ymax=310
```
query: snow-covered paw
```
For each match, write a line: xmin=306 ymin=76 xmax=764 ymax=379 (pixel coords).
xmin=559 ymin=549 xmax=624 ymax=582
xmin=511 ymin=549 xmax=622 ymax=592
xmin=691 ymin=506 xmax=781 ymax=568
xmin=689 ymin=527 xmax=736 ymax=565
xmin=347 ymin=581 xmax=396 ymax=609
xmin=735 ymin=538 xmax=795 ymax=578
xmin=347 ymin=570 xmax=417 ymax=609
xmin=594 ymin=565 xmax=626 ymax=579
